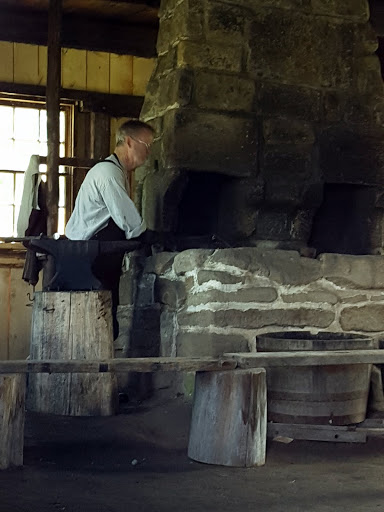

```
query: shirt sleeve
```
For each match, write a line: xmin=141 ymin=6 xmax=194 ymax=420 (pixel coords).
xmin=99 ymin=173 xmax=146 ymax=239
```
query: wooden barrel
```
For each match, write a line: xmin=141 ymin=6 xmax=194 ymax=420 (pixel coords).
xmin=256 ymin=331 xmax=376 ymax=426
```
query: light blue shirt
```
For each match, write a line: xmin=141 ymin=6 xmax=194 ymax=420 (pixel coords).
xmin=65 ymin=154 xmax=146 ymax=240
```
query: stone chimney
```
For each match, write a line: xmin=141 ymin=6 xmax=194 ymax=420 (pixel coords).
xmin=139 ymin=0 xmax=384 ymax=254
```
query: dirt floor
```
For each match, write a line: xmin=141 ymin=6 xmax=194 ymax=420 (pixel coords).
xmin=0 ymin=398 xmax=384 ymax=512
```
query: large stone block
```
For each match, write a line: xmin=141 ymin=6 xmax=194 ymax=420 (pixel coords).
xmin=258 ymin=82 xmax=321 ymax=121
xmin=208 ymin=248 xmax=322 ymax=285
xmin=206 ymin=2 xmax=246 ymax=43
xmin=340 ymin=304 xmax=384 ymax=332
xmin=193 ymin=70 xmax=256 ymax=112
xmin=160 ymin=310 xmax=178 ymax=357
xmin=157 ymin=1 xmax=204 ymax=54
xmin=187 ymin=287 xmax=278 ymax=306
xmin=177 ymin=41 xmax=243 ymax=73
xmin=263 ymin=118 xmax=315 ymax=145
xmin=143 ymin=252 xmax=177 ymax=274
xmin=311 ymin=0 xmax=369 ymax=20
xmin=196 ymin=270 xmax=244 ymax=286
xmin=155 ymin=278 xmax=187 ymax=309
xmin=140 ymin=69 xmax=193 ymax=120
xmin=248 ymin=12 xmax=355 ymax=88
xmin=132 ymin=305 xmax=161 ymax=331
xmin=173 ymin=249 xmax=214 ymax=274
xmin=320 ymin=253 xmax=384 ymax=289
xmin=355 ymin=56 xmax=384 ymax=97
xmin=155 ymin=48 xmax=177 ymax=77
xmin=178 ymin=308 xmax=334 ymax=329
xmin=162 ymin=110 xmax=258 ymax=176
xmin=319 ymin=128 xmax=384 ymax=186
xmin=256 ymin=210 xmax=292 ymax=241
xmin=176 ymin=332 xmax=249 ymax=357
xmin=263 ymin=146 xmax=314 ymax=204
xmin=281 ymin=291 xmax=338 ymax=304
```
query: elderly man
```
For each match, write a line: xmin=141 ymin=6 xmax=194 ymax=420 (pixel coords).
xmin=65 ymin=119 xmax=155 ymax=337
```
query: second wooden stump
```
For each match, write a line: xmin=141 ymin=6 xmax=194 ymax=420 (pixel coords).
xmin=27 ymin=290 xmax=118 ymax=416
xmin=188 ymin=369 xmax=267 ymax=467
xmin=0 ymin=374 xmax=26 ymax=469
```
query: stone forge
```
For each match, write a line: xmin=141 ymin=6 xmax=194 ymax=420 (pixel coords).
xmin=139 ymin=0 xmax=384 ymax=254
xmin=116 ymin=0 xmax=384 ymax=397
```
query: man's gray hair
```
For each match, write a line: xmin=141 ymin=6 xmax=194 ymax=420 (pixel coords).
xmin=116 ymin=120 xmax=155 ymax=146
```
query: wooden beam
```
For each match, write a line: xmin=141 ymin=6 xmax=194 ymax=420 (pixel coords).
xmin=225 ymin=349 xmax=384 ymax=367
xmin=0 ymin=82 xmax=144 ymax=117
xmin=0 ymin=358 xmax=237 ymax=374
xmin=267 ymin=423 xmax=367 ymax=443
xmin=0 ymin=7 xmax=158 ymax=58
xmin=107 ymin=0 xmax=160 ymax=6
xmin=39 ymin=156 xmax=98 ymax=169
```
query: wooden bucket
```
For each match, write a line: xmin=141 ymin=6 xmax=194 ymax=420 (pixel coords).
xmin=256 ymin=331 xmax=376 ymax=425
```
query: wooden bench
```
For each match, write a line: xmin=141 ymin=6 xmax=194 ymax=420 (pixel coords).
xmin=1 ymin=350 xmax=384 ymax=469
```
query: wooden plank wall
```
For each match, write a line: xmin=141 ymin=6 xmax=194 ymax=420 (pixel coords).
xmin=0 ymin=42 xmax=155 ymax=96
xmin=0 ymin=261 xmax=39 ymax=361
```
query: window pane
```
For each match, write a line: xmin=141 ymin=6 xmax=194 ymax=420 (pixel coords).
xmin=59 ymin=176 xmax=66 ymax=207
xmin=13 ymin=140 xmax=41 ymax=171
xmin=39 ymin=142 xmax=47 ymax=157
xmin=14 ymin=107 xmax=39 ymax=140
xmin=0 ymin=205 xmax=14 ymax=236
xmin=39 ymin=110 xmax=47 ymax=142
xmin=60 ymin=112 xmax=66 ymax=143
xmin=58 ymin=207 xmax=65 ymax=234
xmin=0 ymin=173 xmax=14 ymax=204
xmin=15 ymin=173 xmax=24 ymax=206
xmin=0 ymin=139 xmax=14 ymax=170
xmin=0 ymin=106 xmax=13 ymax=139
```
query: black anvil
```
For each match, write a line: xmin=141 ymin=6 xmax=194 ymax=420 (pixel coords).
xmin=28 ymin=237 xmax=142 ymax=291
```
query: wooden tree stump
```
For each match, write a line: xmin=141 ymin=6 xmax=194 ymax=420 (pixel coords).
xmin=188 ymin=368 xmax=267 ymax=467
xmin=27 ymin=291 xmax=118 ymax=416
xmin=0 ymin=374 xmax=26 ymax=469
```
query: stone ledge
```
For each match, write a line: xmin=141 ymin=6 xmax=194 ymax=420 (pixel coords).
xmin=176 ymin=331 xmax=249 ymax=357
xmin=178 ymin=308 xmax=334 ymax=329
xmin=187 ymin=287 xmax=278 ymax=306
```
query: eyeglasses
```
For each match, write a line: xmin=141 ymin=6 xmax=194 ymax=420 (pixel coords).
xmin=130 ymin=136 xmax=152 ymax=153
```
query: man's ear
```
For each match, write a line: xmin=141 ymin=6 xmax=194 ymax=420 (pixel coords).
xmin=126 ymin=135 xmax=133 ymax=148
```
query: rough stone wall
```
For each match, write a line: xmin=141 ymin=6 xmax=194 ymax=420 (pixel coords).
xmin=118 ymin=249 xmax=384 ymax=360
xmin=138 ymin=0 xmax=384 ymax=251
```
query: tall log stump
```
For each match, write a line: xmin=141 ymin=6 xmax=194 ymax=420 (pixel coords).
xmin=27 ymin=291 xmax=117 ymax=416
xmin=0 ymin=374 xmax=26 ymax=469
xmin=188 ymin=369 xmax=267 ymax=467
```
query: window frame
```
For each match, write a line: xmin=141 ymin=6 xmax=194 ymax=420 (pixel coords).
xmin=0 ymin=95 xmax=75 ymax=250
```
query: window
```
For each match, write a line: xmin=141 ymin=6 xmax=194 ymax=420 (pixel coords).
xmin=0 ymin=100 xmax=73 ymax=237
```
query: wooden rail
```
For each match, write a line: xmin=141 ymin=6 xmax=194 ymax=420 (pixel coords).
xmin=0 ymin=350 xmax=383 ymax=374
xmin=225 ymin=349 xmax=384 ymax=367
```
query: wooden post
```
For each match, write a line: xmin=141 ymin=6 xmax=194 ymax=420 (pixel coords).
xmin=46 ymin=0 xmax=61 ymax=236
xmin=44 ymin=0 xmax=62 ymax=287
xmin=188 ymin=369 xmax=267 ymax=467
xmin=27 ymin=291 xmax=118 ymax=416
xmin=0 ymin=375 xmax=26 ymax=469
